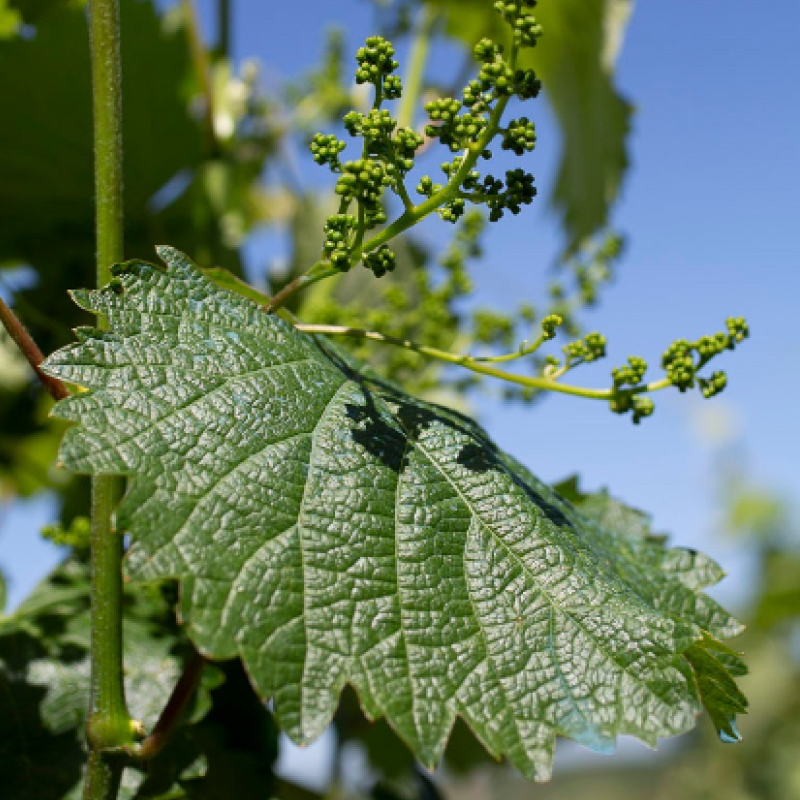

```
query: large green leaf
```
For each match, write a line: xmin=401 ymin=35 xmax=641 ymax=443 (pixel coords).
xmin=43 ymin=248 xmax=745 ymax=780
xmin=429 ymin=0 xmax=634 ymax=253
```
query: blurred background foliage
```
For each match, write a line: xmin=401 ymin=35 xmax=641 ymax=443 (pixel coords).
xmin=0 ymin=1 xmax=796 ymax=798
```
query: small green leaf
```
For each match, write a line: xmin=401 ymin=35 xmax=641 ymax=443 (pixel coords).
xmin=43 ymin=248 xmax=746 ymax=780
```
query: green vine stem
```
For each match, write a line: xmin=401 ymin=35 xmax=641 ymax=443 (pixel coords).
xmin=295 ymin=323 xmax=672 ymax=401
xmin=85 ymin=0 xmax=135 ymax=797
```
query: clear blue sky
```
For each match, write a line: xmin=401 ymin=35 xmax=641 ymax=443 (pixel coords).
xmin=2 ymin=0 xmax=798 ymax=661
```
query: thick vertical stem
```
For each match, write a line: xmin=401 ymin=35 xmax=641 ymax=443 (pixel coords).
xmin=84 ymin=0 xmax=132 ymax=797
xmin=90 ymin=0 xmax=124 ymax=288
xmin=218 ymin=0 xmax=231 ymax=58
xmin=83 ymin=752 xmax=124 ymax=800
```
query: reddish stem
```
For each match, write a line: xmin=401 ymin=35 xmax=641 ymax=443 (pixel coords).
xmin=0 ymin=296 xmax=70 ymax=401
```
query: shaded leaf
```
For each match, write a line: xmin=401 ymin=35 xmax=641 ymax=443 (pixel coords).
xmin=0 ymin=558 xmax=221 ymax=799
xmin=0 ymin=0 xmax=231 ymax=506
xmin=0 ymin=0 xmax=204 ymax=272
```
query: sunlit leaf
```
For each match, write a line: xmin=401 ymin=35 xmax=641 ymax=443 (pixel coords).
xmin=43 ymin=248 xmax=746 ymax=779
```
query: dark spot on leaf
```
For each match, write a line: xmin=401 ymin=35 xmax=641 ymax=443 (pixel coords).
xmin=456 ymin=442 xmax=496 ymax=473
xmin=345 ymin=400 xmax=407 ymax=473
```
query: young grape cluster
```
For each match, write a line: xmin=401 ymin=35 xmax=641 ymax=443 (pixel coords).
xmin=606 ymin=317 xmax=750 ymax=422
xmin=308 ymin=1 xmax=544 ymax=275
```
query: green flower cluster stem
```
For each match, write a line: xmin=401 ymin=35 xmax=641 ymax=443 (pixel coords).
xmin=268 ymin=84 xmax=515 ymax=312
xmin=293 ymin=311 xmax=747 ymax=421
xmin=269 ymin=29 xmax=524 ymax=312
xmin=294 ymin=322 xmax=671 ymax=402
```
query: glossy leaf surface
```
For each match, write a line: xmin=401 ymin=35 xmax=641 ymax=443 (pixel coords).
xmin=43 ymin=248 xmax=745 ymax=779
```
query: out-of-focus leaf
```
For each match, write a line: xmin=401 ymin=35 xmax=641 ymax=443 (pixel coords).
xmin=44 ymin=248 xmax=745 ymax=780
xmin=0 ymin=0 xmax=211 ymax=358
xmin=726 ymin=488 xmax=789 ymax=543
xmin=0 ymin=558 xmax=222 ymax=800
xmin=0 ymin=0 xmax=20 ymax=36
xmin=0 ymin=0 xmax=204 ymax=269
xmin=754 ymin=551 xmax=800 ymax=628
xmin=0 ymin=390 xmax=67 ymax=497
xmin=0 ymin=329 xmax=65 ymax=496
xmin=427 ymin=0 xmax=634 ymax=254
xmin=0 ymin=0 xmax=245 ymax=506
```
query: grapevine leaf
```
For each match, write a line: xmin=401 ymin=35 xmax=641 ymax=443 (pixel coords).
xmin=43 ymin=248 xmax=746 ymax=780
xmin=555 ymin=478 xmax=749 ymax=741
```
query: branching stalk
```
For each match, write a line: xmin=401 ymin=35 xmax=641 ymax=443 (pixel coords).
xmin=268 ymin=40 xmax=520 ymax=313
xmin=295 ymin=323 xmax=673 ymax=401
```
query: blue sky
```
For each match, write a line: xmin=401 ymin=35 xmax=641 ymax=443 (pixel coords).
xmin=2 ymin=0 xmax=799 ymax=668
